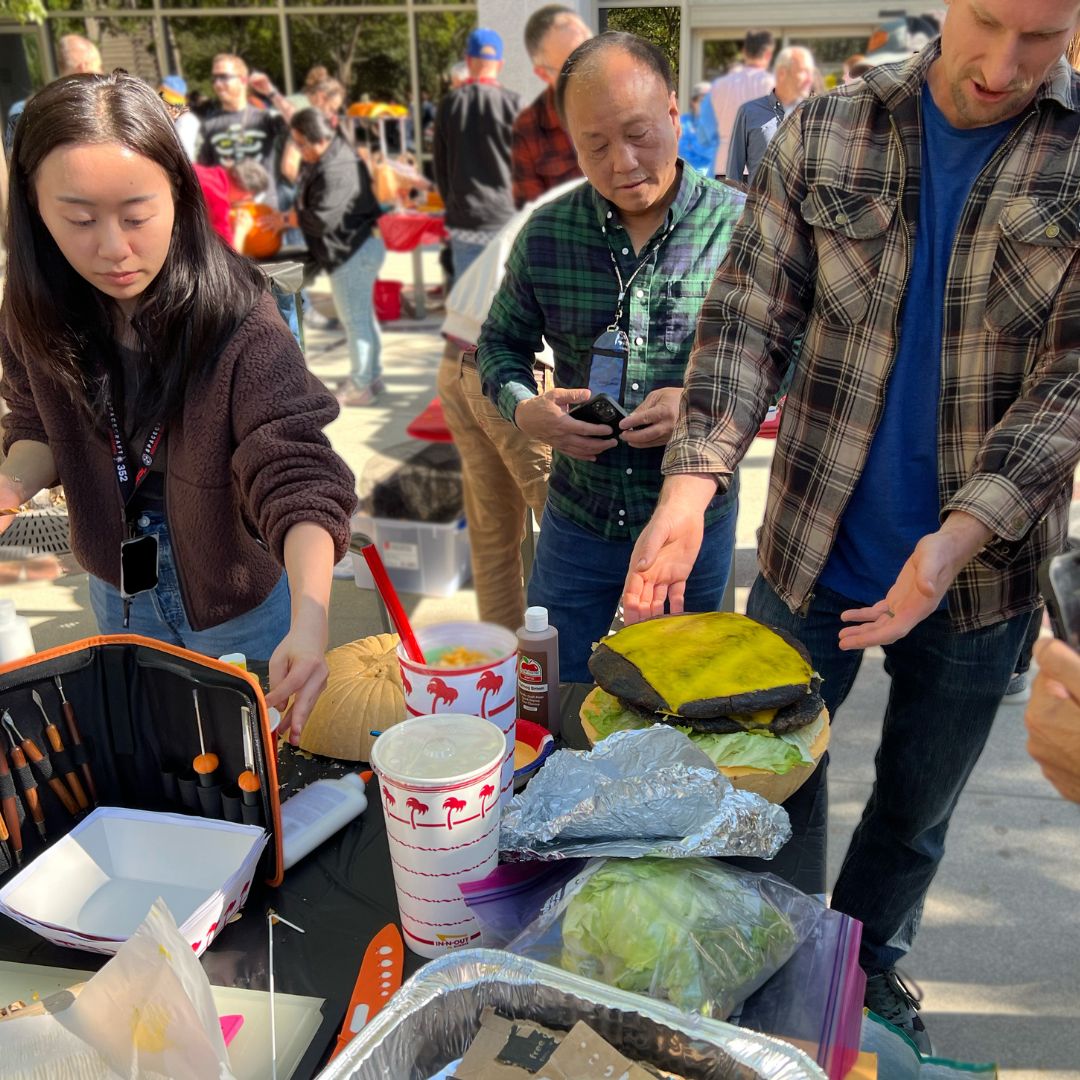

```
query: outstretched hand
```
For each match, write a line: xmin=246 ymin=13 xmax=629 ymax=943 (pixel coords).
xmin=621 ymin=475 xmax=717 ymax=624
xmin=838 ymin=515 xmax=991 ymax=650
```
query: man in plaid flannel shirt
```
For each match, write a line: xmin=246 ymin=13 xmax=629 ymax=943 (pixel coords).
xmin=625 ymin=0 xmax=1080 ymax=1051
xmin=511 ymin=5 xmax=591 ymax=209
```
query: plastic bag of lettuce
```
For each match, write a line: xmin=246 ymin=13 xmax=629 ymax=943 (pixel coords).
xmin=506 ymin=856 xmax=822 ymax=1019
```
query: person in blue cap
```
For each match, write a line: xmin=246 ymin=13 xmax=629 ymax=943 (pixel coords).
xmin=433 ymin=28 xmax=522 ymax=283
xmin=158 ymin=74 xmax=200 ymax=161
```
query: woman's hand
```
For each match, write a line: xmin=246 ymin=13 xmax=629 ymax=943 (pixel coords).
xmin=266 ymin=613 xmax=329 ymax=744
xmin=270 ymin=522 xmax=336 ymax=742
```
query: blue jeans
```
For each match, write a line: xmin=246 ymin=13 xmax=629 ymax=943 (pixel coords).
xmin=450 ymin=236 xmax=492 ymax=284
xmin=89 ymin=511 xmax=292 ymax=661
xmin=746 ymin=573 xmax=1031 ymax=974
xmin=329 ymin=236 xmax=386 ymax=392
xmin=528 ymin=495 xmax=739 ymax=683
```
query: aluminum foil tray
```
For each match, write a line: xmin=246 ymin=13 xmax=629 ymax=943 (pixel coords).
xmin=317 ymin=948 xmax=826 ymax=1080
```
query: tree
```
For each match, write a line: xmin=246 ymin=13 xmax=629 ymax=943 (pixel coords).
xmin=601 ymin=6 xmax=681 ymax=83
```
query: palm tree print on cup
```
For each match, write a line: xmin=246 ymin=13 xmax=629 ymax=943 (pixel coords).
xmin=401 ymin=669 xmax=412 ymax=697
xmin=383 ymin=789 xmax=396 ymax=812
xmin=443 ymin=796 xmax=467 ymax=829
xmin=427 ymin=677 xmax=459 ymax=711
xmin=406 ymin=796 xmax=429 ymax=829
xmin=475 ymin=670 xmax=503 ymax=718
xmin=478 ymin=783 xmax=496 ymax=817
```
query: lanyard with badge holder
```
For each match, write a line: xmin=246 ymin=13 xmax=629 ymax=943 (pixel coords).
xmin=585 ymin=223 xmax=673 ymax=406
xmin=104 ymin=384 xmax=164 ymax=628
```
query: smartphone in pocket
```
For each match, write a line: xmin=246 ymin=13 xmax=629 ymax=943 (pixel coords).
xmin=1039 ymin=549 xmax=1080 ymax=649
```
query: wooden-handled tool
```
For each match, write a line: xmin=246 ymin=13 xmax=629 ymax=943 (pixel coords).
xmin=192 ymin=689 xmax=219 ymax=788
xmin=0 ymin=810 xmax=12 ymax=871
xmin=1 ymin=711 xmax=46 ymax=841
xmin=3 ymin=710 xmax=79 ymax=818
xmin=0 ymin=750 xmax=23 ymax=867
xmin=54 ymin=676 xmax=97 ymax=805
xmin=32 ymin=690 xmax=89 ymax=812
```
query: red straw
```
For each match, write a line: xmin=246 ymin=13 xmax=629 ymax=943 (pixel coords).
xmin=360 ymin=544 xmax=426 ymax=663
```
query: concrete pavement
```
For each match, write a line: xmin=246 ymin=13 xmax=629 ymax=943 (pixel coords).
xmin=3 ymin=252 xmax=1078 ymax=1077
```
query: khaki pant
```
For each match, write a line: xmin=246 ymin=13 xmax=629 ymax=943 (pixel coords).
xmin=436 ymin=343 xmax=552 ymax=632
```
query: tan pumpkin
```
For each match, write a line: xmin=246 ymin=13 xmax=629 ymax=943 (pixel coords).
xmin=299 ymin=634 xmax=406 ymax=762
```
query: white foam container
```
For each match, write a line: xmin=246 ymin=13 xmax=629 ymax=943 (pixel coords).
xmin=0 ymin=807 xmax=268 ymax=956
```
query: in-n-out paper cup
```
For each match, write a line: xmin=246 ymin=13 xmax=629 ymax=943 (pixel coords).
xmin=371 ymin=714 xmax=506 ymax=958
xmin=397 ymin=622 xmax=517 ymax=805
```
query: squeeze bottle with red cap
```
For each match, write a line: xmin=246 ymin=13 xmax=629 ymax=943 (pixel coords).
xmin=516 ymin=606 xmax=561 ymax=737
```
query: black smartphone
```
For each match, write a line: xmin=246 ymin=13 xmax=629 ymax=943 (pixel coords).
xmin=120 ymin=533 xmax=160 ymax=598
xmin=1039 ymin=549 xmax=1080 ymax=649
xmin=569 ymin=393 xmax=628 ymax=431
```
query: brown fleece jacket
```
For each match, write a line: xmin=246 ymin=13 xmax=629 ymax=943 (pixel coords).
xmin=0 ymin=293 xmax=357 ymax=630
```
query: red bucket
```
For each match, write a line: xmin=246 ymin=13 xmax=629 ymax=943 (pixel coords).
xmin=374 ymin=280 xmax=403 ymax=322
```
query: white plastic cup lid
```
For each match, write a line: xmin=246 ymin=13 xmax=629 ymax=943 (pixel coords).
xmin=370 ymin=714 xmax=505 ymax=784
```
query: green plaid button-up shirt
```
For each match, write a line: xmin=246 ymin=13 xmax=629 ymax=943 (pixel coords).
xmin=477 ymin=164 xmax=744 ymax=540
xmin=668 ymin=42 xmax=1080 ymax=631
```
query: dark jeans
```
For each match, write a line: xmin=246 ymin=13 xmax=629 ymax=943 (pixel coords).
xmin=747 ymin=574 xmax=1031 ymax=974
xmin=528 ymin=493 xmax=739 ymax=683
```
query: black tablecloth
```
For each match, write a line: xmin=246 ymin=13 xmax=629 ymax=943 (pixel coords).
xmin=0 ymin=682 xmax=827 ymax=1078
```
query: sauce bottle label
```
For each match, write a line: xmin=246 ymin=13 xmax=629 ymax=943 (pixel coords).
xmin=517 ymin=654 xmax=548 ymax=695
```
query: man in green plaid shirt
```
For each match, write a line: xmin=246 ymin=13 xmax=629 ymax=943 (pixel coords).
xmin=477 ymin=32 xmax=746 ymax=682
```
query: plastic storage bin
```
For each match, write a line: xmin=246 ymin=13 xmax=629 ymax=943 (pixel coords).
xmin=351 ymin=511 xmax=471 ymax=597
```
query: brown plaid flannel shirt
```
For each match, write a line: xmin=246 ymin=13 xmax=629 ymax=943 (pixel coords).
xmin=665 ymin=41 xmax=1080 ymax=631
xmin=510 ymin=87 xmax=582 ymax=209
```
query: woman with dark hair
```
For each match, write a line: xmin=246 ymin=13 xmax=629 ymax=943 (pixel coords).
xmin=276 ymin=107 xmax=386 ymax=406
xmin=0 ymin=72 xmax=356 ymax=737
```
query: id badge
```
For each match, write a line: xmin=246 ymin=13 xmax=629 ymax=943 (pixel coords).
xmin=120 ymin=533 xmax=160 ymax=598
xmin=588 ymin=327 xmax=629 ymax=401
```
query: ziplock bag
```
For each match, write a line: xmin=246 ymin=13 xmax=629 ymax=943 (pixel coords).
xmin=506 ymin=856 xmax=823 ymax=1021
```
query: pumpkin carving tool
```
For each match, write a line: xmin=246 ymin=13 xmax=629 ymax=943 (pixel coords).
xmin=6 ymin=705 xmax=79 ymax=818
xmin=0 ymin=745 xmax=23 ymax=866
xmin=237 ymin=704 xmax=262 ymax=811
xmin=330 ymin=922 xmax=404 ymax=1059
xmin=267 ymin=909 xmax=306 ymax=1080
xmin=1 ymin=711 xmax=46 ymax=841
xmin=191 ymin=689 xmax=219 ymax=789
xmin=31 ymin=689 xmax=89 ymax=812
xmin=54 ymin=676 xmax=97 ymax=805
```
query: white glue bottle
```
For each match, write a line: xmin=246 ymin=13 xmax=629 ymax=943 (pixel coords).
xmin=516 ymin=606 xmax=561 ymax=737
xmin=0 ymin=600 xmax=35 ymax=663
xmin=280 ymin=772 xmax=369 ymax=870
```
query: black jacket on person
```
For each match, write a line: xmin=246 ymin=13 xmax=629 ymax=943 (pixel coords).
xmin=433 ymin=80 xmax=522 ymax=231
xmin=295 ymin=134 xmax=381 ymax=274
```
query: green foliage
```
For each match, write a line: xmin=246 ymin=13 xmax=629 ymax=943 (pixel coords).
xmin=0 ymin=0 xmax=47 ymax=24
xmin=600 ymin=5 xmax=680 ymax=83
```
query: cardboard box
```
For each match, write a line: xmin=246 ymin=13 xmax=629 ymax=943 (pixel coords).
xmin=0 ymin=807 xmax=267 ymax=956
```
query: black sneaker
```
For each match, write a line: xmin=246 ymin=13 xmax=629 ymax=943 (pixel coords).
xmin=864 ymin=970 xmax=933 ymax=1056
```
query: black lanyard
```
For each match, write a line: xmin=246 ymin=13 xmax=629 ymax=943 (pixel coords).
xmin=103 ymin=384 xmax=163 ymax=512
xmin=604 ymin=224 xmax=673 ymax=329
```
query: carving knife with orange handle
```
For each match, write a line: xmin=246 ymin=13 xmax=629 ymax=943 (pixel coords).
xmin=330 ymin=921 xmax=404 ymax=1059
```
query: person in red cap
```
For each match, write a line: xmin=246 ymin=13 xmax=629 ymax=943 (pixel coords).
xmin=433 ymin=28 xmax=522 ymax=283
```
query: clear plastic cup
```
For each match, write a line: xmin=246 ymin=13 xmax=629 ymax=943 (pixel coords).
xmin=370 ymin=713 xmax=506 ymax=958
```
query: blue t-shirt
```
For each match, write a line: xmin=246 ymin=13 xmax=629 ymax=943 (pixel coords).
xmin=820 ymin=83 xmax=1017 ymax=605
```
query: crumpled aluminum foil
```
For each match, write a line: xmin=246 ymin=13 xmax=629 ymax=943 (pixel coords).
xmin=314 ymin=947 xmax=826 ymax=1079
xmin=499 ymin=726 xmax=791 ymax=860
